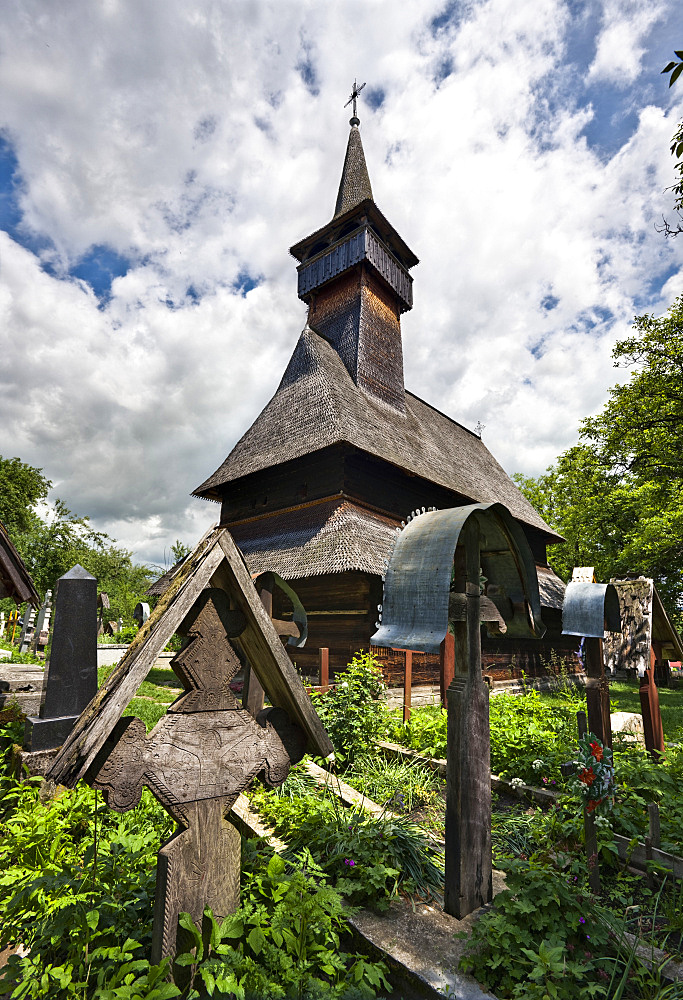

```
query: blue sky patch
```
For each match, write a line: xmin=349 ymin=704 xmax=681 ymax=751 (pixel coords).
xmin=233 ymin=269 xmax=262 ymax=296
xmin=365 ymin=87 xmax=385 ymax=112
xmin=0 ymin=135 xmax=22 ymax=233
xmin=541 ymin=293 xmax=559 ymax=312
xmin=296 ymin=40 xmax=319 ymax=97
xmin=429 ymin=1 xmax=465 ymax=36
xmin=70 ymin=245 xmax=130 ymax=299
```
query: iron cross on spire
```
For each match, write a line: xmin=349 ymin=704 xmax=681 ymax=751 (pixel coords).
xmin=345 ymin=78 xmax=366 ymax=124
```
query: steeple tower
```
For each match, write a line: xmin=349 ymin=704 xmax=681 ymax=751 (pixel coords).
xmin=289 ymin=95 xmax=418 ymax=413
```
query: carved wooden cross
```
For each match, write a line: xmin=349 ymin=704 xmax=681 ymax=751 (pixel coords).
xmin=47 ymin=528 xmax=333 ymax=968
xmin=91 ymin=588 xmax=305 ymax=962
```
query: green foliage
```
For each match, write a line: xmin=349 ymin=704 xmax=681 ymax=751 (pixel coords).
xmin=310 ymin=653 xmax=388 ymax=766
xmin=174 ymin=852 xmax=390 ymax=999
xmin=0 ymin=637 xmax=43 ymax=665
xmin=461 ymin=855 xmax=683 ymax=999
xmin=250 ymin=777 xmax=443 ymax=908
xmin=0 ymin=456 xmax=51 ymax=537
xmin=0 ymin=454 xmax=155 ymax=622
xmin=514 ymin=295 xmax=683 ymax=623
xmin=0 ymin=768 xmax=175 ymax=998
xmin=0 ymin=725 xmax=388 ymax=1000
xmin=385 ymin=704 xmax=447 ymax=759
xmin=342 ymin=752 xmax=442 ymax=814
xmin=460 ymin=857 xmax=613 ymax=999
xmin=388 ymin=691 xmax=580 ymax=786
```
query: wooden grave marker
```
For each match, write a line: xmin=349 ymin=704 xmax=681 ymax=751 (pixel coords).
xmin=48 ymin=527 xmax=333 ymax=967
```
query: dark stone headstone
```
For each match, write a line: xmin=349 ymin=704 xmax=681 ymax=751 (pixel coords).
xmin=24 ymin=565 xmax=97 ymax=752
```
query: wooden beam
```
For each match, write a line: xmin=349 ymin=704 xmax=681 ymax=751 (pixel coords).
xmin=47 ymin=530 xmax=225 ymax=786
xmin=214 ymin=532 xmax=333 ymax=758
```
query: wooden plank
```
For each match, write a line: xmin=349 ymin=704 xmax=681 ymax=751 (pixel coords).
xmin=613 ymin=835 xmax=683 ymax=879
xmin=214 ymin=532 xmax=333 ymax=758
xmin=47 ymin=530 xmax=225 ymax=786
xmin=229 ymin=793 xmax=288 ymax=853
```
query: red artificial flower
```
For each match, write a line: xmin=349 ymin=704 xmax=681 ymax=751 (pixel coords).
xmin=589 ymin=742 xmax=604 ymax=762
xmin=586 ymin=799 xmax=600 ymax=813
xmin=578 ymin=767 xmax=596 ymax=787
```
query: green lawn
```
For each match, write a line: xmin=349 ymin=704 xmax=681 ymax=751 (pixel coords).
xmin=537 ymin=678 xmax=683 ymax=742
xmin=97 ymin=664 xmax=182 ymax=730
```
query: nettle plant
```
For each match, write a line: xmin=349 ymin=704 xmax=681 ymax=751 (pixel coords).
xmin=310 ymin=653 xmax=388 ymax=766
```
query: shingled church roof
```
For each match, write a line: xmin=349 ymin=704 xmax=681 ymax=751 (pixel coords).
xmin=193 ymin=326 xmax=561 ymax=542
xmin=230 ymin=498 xmax=399 ymax=579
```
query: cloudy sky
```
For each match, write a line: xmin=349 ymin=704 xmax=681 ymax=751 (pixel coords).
xmin=1 ymin=0 xmax=682 ymax=568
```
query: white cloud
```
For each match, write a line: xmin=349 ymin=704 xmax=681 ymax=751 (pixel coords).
xmin=0 ymin=0 xmax=682 ymax=565
xmin=587 ymin=0 xmax=665 ymax=87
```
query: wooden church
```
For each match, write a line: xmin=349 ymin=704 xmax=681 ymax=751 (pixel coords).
xmin=193 ymin=104 xmax=574 ymax=681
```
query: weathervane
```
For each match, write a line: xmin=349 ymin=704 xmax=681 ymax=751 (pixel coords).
xmin=345 ymin=78 xmax=366 ymax=125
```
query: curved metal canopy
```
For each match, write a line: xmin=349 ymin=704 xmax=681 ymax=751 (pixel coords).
xmin=371 ymin=502 xmax=545 ymax=655
xmin=562 ymin=581 xmax=621 ymax=638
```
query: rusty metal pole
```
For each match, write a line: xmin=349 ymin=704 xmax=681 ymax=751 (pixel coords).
xmin=444 ymin=519 xmax=492 ymax=919
xmin=584 ymin=636 xmax=612 ymax=749
xmin=403 ymin=649 xmax=412 ymax=724
xmin=319 ymin=647 xmax=329 ymax=693
xmin=640 ymin=647 xmax=665 ymax=759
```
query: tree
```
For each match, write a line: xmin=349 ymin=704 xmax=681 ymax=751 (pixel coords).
xmin=0 ymin=456 xmax=155 ymax=624
xmin=515 ymin=296 xmax=683 ymax=624
xmin=0 ymin=456 xmax=51 ymax=536
xmin=660 ymin=52 xmax=683 ymax=236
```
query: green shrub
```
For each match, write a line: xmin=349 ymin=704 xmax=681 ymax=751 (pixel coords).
xmin=342 ymin=752 xmax=442 ymax=814
xmin=388 ymin=691 xmax=578 ymax=786
xmin=310 ymin=653 xmax=388 ymax=766
xmin=175 ymin=852 xmax=390 ymax=999
xmin=460 ymin=857 xmax=614 ymax=999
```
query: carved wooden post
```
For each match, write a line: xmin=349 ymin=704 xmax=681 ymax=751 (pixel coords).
xmin=439 ymin=632 xmax=455 ymax=706
xmin=640 ymin=646 xmax=665 ymax=759
xmin=584 ymin=636 xmax=612 ymax=750
xmin=444 ymin=519 xmax=492 ymax=919
xmin=319 ymin=647 xmax=329 ymax=692
xmin=403 ymin=649 xmax=412 ymax=723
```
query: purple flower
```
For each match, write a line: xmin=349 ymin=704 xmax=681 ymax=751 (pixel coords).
xmin=344 ymin=858 xmax=356 ymax=867
xmin=579 ymin=917 xmax=586 ymax=924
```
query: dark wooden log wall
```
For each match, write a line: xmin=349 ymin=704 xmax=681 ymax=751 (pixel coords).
xmin=271 ymin=571 xmax=581 ymax=684
xmin=273 ymin=571 xmax=383 ymax=675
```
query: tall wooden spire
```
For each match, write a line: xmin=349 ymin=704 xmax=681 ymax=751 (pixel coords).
xmin=289 ymin=116 xmax=418 ymax=412
xmin=334 ymin=125 xmax=373 ymax=217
